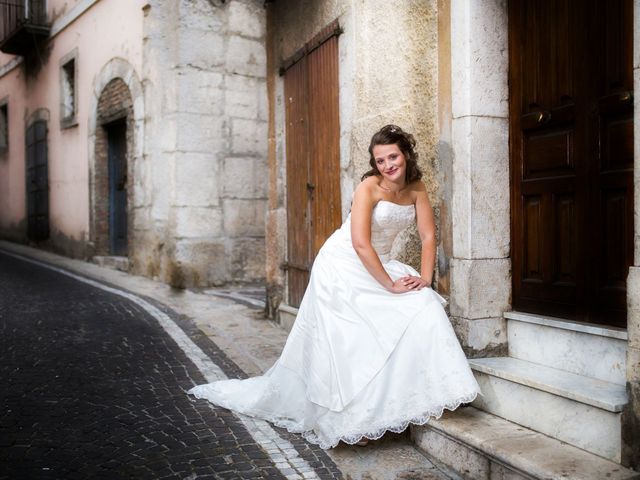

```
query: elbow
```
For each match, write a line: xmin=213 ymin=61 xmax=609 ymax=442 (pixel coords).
xmin=351 ymin=238 xmax=371 ymax=254
xmin=421 ymin=233 xmax=436 ymax=248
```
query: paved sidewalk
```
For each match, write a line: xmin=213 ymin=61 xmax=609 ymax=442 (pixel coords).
xmin=0 ymin=241 xmax=454 ymax=480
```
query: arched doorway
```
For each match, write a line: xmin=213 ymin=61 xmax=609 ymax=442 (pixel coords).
xmin=93 ymin=78 xmax=134 ymax=257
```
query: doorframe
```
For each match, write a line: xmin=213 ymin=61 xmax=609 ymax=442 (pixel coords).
xmin=105 ymin=118 xmax=128 ymax=256
xmin=448 ymin=0 xmax=511 ymax=356
xmin=268 ymin=13 xmax=355 ymax=320
xmin=87 ymin=58 xmax=143 ymax=259
xmin=448 ymin=0 xmax=639 ymax=468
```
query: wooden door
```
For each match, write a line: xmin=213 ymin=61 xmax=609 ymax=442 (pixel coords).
xmin=509 ymin=0 xmax=633 ymax=327
xmin=107 ymin=121 xmax=128 ymax=256
xmin=284 ymin=33 xmax=341 ymax=307
xmin=26 ymin=120 xmax=49 ymax=241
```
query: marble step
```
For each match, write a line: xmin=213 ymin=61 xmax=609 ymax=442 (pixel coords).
xmin=469 ymin=356 xmax=627 ymax=461
xmin=411 ymin=407 xmax=640 ymax=480
xmin=505 ymin=311 xmax=627 ymax=385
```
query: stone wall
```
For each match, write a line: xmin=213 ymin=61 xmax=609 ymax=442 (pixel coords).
xmin=137 ymin=0 xmax=267 ymax=288
xmin=446 ymin=0 xmax=510 ymax=357
xmin=265 ymin=0 xmax=441 ymax=316
xmin=622 ymin=0 xmax=640 ymax=468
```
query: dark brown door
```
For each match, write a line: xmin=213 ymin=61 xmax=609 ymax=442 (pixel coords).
xmin=284 ymin=34 xmax=341 ymax=307
xmin=509 ymin=0 xmax=633 ymax=327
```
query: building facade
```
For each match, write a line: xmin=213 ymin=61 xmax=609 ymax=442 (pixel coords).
xmin=0 ymin=0 xmax=638 ymax=474
xmin=0 ymin=0 xmax=268 ymax=287
xmin=264 ymin=0 xmax=640 ymax=472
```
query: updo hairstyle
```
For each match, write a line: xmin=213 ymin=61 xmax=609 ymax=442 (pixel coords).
xmin=361 ymin=124 xmax=423 ymax=183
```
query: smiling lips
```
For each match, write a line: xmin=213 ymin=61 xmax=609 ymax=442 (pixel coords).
xmin=386 ymin=167 xmax=398 ymax=175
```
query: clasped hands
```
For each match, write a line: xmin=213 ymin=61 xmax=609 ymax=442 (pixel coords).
xmin=389 ymin=275 xmax=430 ymax=293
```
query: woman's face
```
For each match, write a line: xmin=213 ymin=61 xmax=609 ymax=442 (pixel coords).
xmin=373 ymin=143 xmax=406 ymax=184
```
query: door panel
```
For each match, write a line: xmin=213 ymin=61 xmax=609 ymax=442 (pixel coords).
xmin=510 ymin=0 xmax=633 ymax=327
xmin=284 ymin=58 xmax=311 ymax=307
xmin=590 ymin=0 xmax=634 ymax=325
xmin=107 ymin=121 xmax=128 ymax=256
xmin=283 ymin=33 xmax=341 ymax=308
xmin=308 ymin=36 xmax=341 ymax=257
xmin=26 ymin=120 xmax=49 ymax=242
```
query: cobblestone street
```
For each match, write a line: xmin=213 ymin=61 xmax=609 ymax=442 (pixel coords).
xmin=0 ymin=251 xmax=343 ymax=480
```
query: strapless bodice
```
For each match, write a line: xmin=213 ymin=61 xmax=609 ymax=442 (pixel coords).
xmin=339 ymin=200 xmax=415 ymax=261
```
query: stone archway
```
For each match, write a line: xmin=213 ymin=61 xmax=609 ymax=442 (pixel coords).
xmin=93 ymin=79 xmax=134 ymax=256
xmin=87 ymin=58 xmax=144 ymax=260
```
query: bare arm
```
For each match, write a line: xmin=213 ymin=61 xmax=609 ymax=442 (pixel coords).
xmin=415 ymin=187 xmax=436 ymax=284
xmin=350 ymin=181 xmax=412 ymax=293
xmin=401 ymin=183 xmax=436 ymax=290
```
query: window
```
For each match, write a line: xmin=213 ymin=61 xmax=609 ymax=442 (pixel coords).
xmin=0 ymin=101 xmax=7 ymax=153
xmin=60 ymin=50 xmax=77 ymax=128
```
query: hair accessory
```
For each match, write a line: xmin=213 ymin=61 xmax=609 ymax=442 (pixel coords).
xmin=389 ymin=126 xmax=398 ymax=133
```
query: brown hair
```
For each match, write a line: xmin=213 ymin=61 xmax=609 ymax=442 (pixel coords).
xmin=361 ymin=124 xmax=423 ymax=183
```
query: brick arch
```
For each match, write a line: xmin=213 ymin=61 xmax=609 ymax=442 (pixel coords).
xmin=87 ymin=58 xmax=144 ymax=258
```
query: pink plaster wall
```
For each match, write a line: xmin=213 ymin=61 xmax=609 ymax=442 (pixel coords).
xmin=0 ymin=0 xmax=144 ymax=251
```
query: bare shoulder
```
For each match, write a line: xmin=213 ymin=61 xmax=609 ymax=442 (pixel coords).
xmin=407 ymin=179 xmax=429 ymax=202
xmin=354 ymin=176 xmax=379 ymax=202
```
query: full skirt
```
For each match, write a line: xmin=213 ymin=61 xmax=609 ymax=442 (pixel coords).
xmin=189 ymin=229 xmax=481 ymax=448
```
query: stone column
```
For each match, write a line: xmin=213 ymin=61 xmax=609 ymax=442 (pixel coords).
xmin=141 ymin=0 xmax=267 ymax=288
xmin=621 ymin=0 xmax=640 ymax=468
xmin=448 ymin=0 xmax=510 ymax=357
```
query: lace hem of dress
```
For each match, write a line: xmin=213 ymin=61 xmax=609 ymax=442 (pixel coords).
xmin=255 ymin=390 xmax=479 ymax=450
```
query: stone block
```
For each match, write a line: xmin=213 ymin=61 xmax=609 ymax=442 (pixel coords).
xmin=472 ymin=369 xmax=622 ymax=462
xmin=178 ymin=0 xmax=224 ymax=31
xmin=229 ymin=237 xmax=266 ymax=282
xmin=174 ymin=153 xmax=221 ymax=207
xmin=177 ymin=29 xmax=225 ymax=69
xmin=225 ymin=36 xmax=266 ymax=77
xmin=411 ymin=425 xmax=491 ymax=480
xmin=156 ymin=114 xmax=178 ymax=152
xmin=451 ymin=0 xmax=508 ymax=118
xmin=174 ymin=206 xmax=223 ymax=238
xmin=628 ymin=346 xmax=640 ymax=383
xmin=175 ymin=113 xmax=227 ymax=154
xmin=451 ymin=316 xmax=507 ymax=356
xmin=451 ymin=116 xmax=510 ymax=259
xmin=635 ymin=0 xmax=640 ymax=69
xmin=635 ymin=68 xmax=640 ymax=262
xmin=132 ymin=206 xmax=150 ymax=232
xmin=223 ymin=198 xmax=266 ymax=237
xmin=508 ymin=316 xmax=627 ymax=385
xmin=621 ymin=379 xmax=640 ymax=469
xmin=150 ymin=152 xmax=172 ymax=224
xmin=265 ymin=207 xmax=286 ymax=284
xmin=172 ymin=238 xmax=228 ymax=286
xmin=225 ymin=74 xmax=266 ymax=120
xmin=222 ymin=157 xmax=267 ymax=199
xmin=177 ymin=70 xmax=224 ymax=115
xmin=230 ymin=118 xmax=267 ymax=156
xmin=450 ymin=258 xmax=511 ymax=319
xmin=628 ymin=267 xmax=640 ymax=350
xmin=228 ymin=1 xmax=266 ymax=38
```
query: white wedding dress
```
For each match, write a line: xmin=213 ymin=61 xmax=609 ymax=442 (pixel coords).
xmin=189 ymin=200 xmax=481 ymax=448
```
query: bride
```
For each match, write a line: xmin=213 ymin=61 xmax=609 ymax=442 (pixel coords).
xmin=189 ymin=124 xmax=480 ymax=448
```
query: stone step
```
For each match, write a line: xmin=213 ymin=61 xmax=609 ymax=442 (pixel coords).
xmin=469 ymin=356 xmax=627 ymax=461
xmin=505 ymin=311 xmax=627 ymax=385
xmin=411 ymin=407 xmax=640 ymax=480
xmin=91 ymin=255 xmax=129 ymax=272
